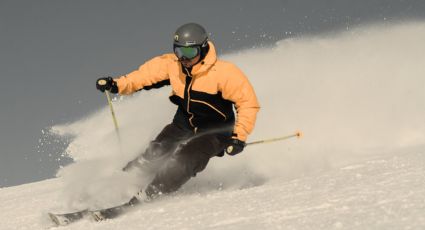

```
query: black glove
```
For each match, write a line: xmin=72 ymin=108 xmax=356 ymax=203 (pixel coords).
xmin=96 ymin=77 xmax=118 ymax=93
xmin=224 ymin=138 xmax=246 ymax=156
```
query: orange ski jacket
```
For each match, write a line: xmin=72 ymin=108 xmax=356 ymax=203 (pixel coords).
xmin=115 ymin=42 xmax=260 ymax=141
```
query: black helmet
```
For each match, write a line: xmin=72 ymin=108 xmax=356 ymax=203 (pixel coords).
xmin=173 ymin=23 xmax=209 ymax=60
xmin=174 ymin=23 xmax=208 ymax=47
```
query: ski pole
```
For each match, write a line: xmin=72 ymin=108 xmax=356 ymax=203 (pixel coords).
xmin=98 ymin=79 xmax=121 ymax=141
xmin=246 ymin=131 xmax=303 ymax=146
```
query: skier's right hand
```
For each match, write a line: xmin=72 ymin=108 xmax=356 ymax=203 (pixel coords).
xmin=96 ymin=77 xmax=118 ymax=93
xmin=224 ymin=138 xmax=246 ymax=156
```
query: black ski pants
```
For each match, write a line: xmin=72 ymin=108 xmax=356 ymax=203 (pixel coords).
xmin=124 ymin=123 xmax=231 ymax=198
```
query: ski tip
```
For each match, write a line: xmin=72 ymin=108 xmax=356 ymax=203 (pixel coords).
xmin=48 ymin=213 xmax=61 ymax=226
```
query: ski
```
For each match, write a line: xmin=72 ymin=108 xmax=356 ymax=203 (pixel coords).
xmin=48 ymin=196 xmax=140 ymax=226
xmin=90 ymin=196 xmax=140 ymax=221
xmin=48 ymin=209 xmax=89 ymax=226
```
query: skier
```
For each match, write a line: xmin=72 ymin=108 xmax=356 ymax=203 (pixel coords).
xmin=96 ymin=23 xmax=260 ymax=200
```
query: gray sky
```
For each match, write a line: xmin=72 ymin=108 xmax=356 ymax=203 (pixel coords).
xmin=0 ymin=0 xmax=424 ymax=187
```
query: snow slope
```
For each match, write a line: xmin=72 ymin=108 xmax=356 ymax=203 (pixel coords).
xmin=0 ymin=150 xmax=424 ymax=229
xmin=1 ymin=22 xmax=424 ymax=229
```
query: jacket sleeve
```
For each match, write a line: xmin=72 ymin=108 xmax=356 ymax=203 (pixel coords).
xmin=115 ymin=55 xmax=171 ymax=95
xmin=221 ymin=64 xmax=260 ymax=141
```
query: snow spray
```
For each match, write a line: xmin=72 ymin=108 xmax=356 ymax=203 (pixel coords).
xmin=51 ymin=22 xmax=425 ymax=206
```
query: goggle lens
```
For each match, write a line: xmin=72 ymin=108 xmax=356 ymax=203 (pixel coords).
xmin=174 ymin=46 xmax=200 ymax=60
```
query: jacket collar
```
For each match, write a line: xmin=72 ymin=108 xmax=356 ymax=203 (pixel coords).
xmin=176 ymin=41 xmax=217 ymax=77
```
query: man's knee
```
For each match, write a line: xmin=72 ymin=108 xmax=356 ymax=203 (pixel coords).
xmin=143 ymin=141 xmax=168 ymax=161
xmin=123 ymin=141 xmax=174 ymax=172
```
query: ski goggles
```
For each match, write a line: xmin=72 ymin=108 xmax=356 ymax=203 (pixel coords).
xmin=174 ymin=46 xmax=200 ymax=60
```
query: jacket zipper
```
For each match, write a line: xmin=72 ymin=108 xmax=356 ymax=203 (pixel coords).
xmin=184 ymin=67 xmax=197 ymax=133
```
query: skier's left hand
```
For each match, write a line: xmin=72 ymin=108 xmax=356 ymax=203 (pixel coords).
xmin=224 ymin=138 xmax=246 ymax=156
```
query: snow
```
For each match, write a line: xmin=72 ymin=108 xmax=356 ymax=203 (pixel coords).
xmin=0 ymin=151 xmax=424 ymax=229
xmin=1 ymin=22 xmax=425 ymax=229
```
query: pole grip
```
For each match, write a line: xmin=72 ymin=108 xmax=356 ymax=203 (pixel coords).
xmin=98 ymin=79 xmax=107 ymax=86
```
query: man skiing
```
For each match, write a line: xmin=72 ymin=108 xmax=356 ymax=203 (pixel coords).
xmin=96 ymin=23 xmax=260 ymax=199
